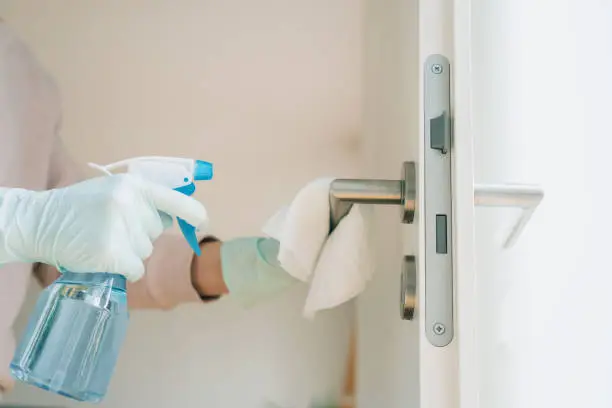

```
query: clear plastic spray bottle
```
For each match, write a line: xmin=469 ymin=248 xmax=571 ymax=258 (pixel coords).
xmin=10 ymin=157 xmax=213 ymax=403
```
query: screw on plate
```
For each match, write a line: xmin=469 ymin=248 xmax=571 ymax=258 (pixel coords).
xmin=433 ymin=322 xmax=446 ymax=335
xmin=432 ymin=64 xmax=443 ymax=74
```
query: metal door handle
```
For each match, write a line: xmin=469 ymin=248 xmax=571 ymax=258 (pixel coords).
xmin=474 ymin=184 xmax=544 ymax=248
xmin=329 ymin=161 xmax=417 ymax=231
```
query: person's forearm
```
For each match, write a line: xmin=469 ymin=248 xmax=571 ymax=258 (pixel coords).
xmin=191 ymin=238 xmax=228 ymax=298
xmin=125 ymin=235 xmax=226 ymax=308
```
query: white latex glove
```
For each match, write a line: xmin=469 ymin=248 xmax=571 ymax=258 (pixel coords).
xmin=0 ymin=174 xmax=208 ymax=281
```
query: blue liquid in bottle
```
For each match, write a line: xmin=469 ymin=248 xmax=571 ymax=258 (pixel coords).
xmin=10 ymin=272 xmax=128 ymax=403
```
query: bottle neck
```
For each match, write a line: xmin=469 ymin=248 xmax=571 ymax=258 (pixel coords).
xmin=57 ymin=271 xmax=127 ymax=292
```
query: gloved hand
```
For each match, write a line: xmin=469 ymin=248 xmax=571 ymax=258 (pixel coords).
xmin=221 ymin=237 xmax=298 ymax=306
xmin=0 ymin=174 xmax=208 ymax=281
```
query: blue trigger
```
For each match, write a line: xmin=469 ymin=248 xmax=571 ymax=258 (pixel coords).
xmin=174 ymin=183 xmax=200 ymax=255
xmin=177 ymin=217 xmax=201 ymax=256
xmin=174 ymin=182 xmax=196 ymax=196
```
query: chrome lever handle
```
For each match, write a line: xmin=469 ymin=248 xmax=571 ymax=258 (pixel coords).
xmin=329 ymin=162 xmax=417 ymax=231
xmin=474 ymin=184 xmax=544 ymax=248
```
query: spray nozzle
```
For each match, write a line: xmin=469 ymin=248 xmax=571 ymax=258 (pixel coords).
xmin=194 ymin=160 xmax=214 ymax=181
xmin=88 ymin=156 xmax=213 ymax=256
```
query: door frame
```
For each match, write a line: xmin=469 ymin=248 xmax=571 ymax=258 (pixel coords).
xmin=417 ymin=0 xmax=478 ymax=407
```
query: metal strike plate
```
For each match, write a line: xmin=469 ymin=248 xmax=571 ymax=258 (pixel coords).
xmin=424 ymin=54 xmax=453 ymax=347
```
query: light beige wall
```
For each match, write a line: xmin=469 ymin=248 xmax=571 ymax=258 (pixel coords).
xmin=357 ymin=1 xmax=420 ymax=407
xmin=1 ymin=1 xmax=362 ymax=407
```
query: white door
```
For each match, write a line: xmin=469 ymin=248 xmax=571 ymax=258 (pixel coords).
xmin=357 ymin=1 xmax=543 ymax=407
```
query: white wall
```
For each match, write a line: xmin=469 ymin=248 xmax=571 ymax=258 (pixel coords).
xmin=473 ymin=1 xmax=612 ymax=407
xmin=0 ymin=2 xmax=363 ymax=407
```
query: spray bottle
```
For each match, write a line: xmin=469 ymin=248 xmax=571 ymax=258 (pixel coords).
xmin=9 ymin=157 xmax=213 ymax=403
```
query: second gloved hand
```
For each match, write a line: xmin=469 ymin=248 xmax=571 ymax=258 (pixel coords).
xmin=0 ymin=174 xmax=208 ymax=281
xmin=221 ymin=237 xmax=299 ymax=306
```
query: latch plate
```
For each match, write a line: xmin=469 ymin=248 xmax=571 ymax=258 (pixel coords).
xmin=424 ymin=54 xmax=453 ymax=347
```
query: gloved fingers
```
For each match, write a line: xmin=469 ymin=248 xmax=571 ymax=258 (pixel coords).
xmin=144 ymin=182 xmax=209 ymax=230
xmin=108 ymin=228 xmax=146 ymax=281
xmin=114 ymin=251 xmax=146 ymax=282
xmin=158 ymin=211 xmax=174 ymax=230
xmin=221 ymin=237 xmax=298 ymax=307
xmin=131 ymin=232 xmax=154 ymax=261
xmin=134 ymin=194 xmax=165 ymax=239
xmin=119 ymin=204 xmax=156 ymax=260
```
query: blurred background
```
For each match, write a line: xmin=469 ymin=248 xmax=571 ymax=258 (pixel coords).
xmin=0 ymin=1 xmax=419 ymax=407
